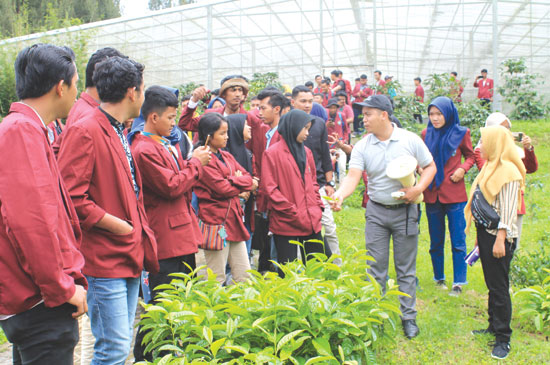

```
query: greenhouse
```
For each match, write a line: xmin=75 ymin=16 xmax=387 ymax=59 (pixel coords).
xmin=2 ymin=0 xmax=550 ymax=103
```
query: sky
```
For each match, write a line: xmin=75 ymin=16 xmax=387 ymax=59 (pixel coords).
xmin=119 ymin=0 xmax=151 ymax=18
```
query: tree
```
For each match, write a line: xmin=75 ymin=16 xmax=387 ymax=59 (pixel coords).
xmin=148 ymin=0 xmax=194 ymax=11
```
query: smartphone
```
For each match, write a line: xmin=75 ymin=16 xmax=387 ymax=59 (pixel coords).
xmin=512 ymin=132 xmax=523 ymax=142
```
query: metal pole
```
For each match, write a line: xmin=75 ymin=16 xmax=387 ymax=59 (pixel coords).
xmin=492 ymin=0 xmax=500 ymax=111
xmin=373 ymin=0 xmax=377 ymax=73
xmin=207 ymin=5 xmax=213 ymax=89
xmin=319 ymin=0 xmax=324 ymax=74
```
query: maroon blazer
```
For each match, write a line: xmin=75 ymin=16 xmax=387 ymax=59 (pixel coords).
xmin=131 ymin=134 xmax=203 ymax=260
xmin=0 ymin=103 xmax=86 ymax=315
xmin=178 ymin=104 xmax=248 ymax=133
xmin=261 ymin=140 xmax=323 ymax=236
xmin=421 ymin=128 xmax=475 ymax=204
xmin=194 ymin=150 xmax=253 ymax=242
xmin=57 ymin=108 xmax=159 ymax=278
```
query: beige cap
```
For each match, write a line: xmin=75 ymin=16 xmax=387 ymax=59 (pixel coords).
xmin=485 ymin=112 xmax=512 ymax=128
xmin=220 ymin=77 xmax=249 ymax=98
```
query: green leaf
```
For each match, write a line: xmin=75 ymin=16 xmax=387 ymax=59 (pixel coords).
xmin=203 ymin=326 xmax=213 ymax=344
xmin=305 ymin=356 xmax=337 ymax=364
xmin=211 ymin=337 xmax=226 ymax=357
xmin=312 ymin=337 xmax=334 ymax=356
xmin=277 ymin=329 xmax=304 ymax=352
xmin=225 ymin=345 xmax=249 ymax=355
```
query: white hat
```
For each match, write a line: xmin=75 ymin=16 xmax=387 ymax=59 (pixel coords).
xmin=485 ymin=112 xmax=512 ymax=128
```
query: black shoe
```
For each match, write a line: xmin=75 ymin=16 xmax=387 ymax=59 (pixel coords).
xmin=435 ymin=280 xmax=448 ymax=290
xmin=471 ymin=328 xmax=495 ymax=336
xmin=491 ymin=341 xmax=510 ymax=360
xmin=449 ymin=285 xmax=462 ymax=297
xmin=402 ymin=319 xmax=419 ymax=339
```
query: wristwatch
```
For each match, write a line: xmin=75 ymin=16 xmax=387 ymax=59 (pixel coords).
xmin=327 ymin=181 xmax=336 ymax=188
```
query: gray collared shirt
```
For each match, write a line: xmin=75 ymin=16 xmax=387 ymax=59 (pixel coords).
xmin=349 ymin=124 xmax=433 ymax=205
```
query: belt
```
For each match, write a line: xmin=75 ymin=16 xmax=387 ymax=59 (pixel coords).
xmin=371 ymin=200 xmax=407 ymax=210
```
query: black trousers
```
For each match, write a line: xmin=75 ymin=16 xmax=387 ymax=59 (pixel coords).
xmin=1 ymin=303 xmax=78 ymax=365
xmin=273 ymin=231 xmax=330 ymax=277
xmin=252 ymin=213 xmax=275 ymax=273
xmin=413 ymin=113 xmax=423 ymax=124
xmin=352 ymin=104 xmax=363 ymax=132
xmin=480 ymin=98 xmax=491 ymax=109
xmin=477 ymin=226 xmax=516 ymax=343
xmin=133 ymin=254 xmax=196 ymax=362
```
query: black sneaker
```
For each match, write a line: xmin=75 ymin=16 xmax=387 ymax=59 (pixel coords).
xmin=449 ymin=285 xmax=462 ymax=297
xmin=402 ymin=319 xmax=420 ymax=339
xmin=435 ymin=280 xmax=448 ymax=290
xmin=491 ymin=341 xmax=510 ymax=359
xmin=471 ymin=328 xmax=495 ymax=336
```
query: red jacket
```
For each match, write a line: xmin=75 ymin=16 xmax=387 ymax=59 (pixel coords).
xmin=473 ymin=78 xmax=494 ymax=99
xmin=261 ymin=140 xmax=323 ymax=236
xmin=0 ymin=103 xmax=86 ymax=315
xmin=131 ymin=134 xmax=203 ymax=260
xmin=421 ymin=128 xmax=475 ymax=204
xmin=178 ymin=104 xmax=248 ymax=133
xmin=319 ymin=90 xmax=332 ymax=107
xmin=415 ymin=85 xmax=425 ymax=103
xmin=474 ymin=145 xmax=538 ymax=215
xmin=352 ymin=83 xmax=373 ymax=103
xmin=375 ymin=79 xmax=386 ymax=94
xmin=57 ymin=108 xmax=159 ymax=278
xmin=326 ymin=111 xmax=349 ymax=141
xmin=66 ymin=92 xmax=99 ymax=128
xmin=194 ymin=150 xmax=253 ymax=242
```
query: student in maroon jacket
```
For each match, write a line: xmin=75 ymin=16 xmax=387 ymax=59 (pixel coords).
xmin=57 ymin=56 xmax=159 ymax=365
xmin=194 ymin=113 xmax=255 ymax=284
xmin=0 ymin=43 xmax=87 ymax=365
xmin=473 ymin=68 xmax=494 ymax=107
xmin=130 ymin=86 xmax=211 ymax=362
xmin=422 ymin=96 xmax=475 ymax=295
xmin=261 ymin=109 xmax=330 ymax=277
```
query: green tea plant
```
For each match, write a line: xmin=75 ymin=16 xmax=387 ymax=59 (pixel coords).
xmin=498 ymin=58 xmax=548 ymax=120
xmin=510 ymin=235 xmax=550 ymax=288
xmin=137 ymin=250 xmax=404 ymax=364
xmin=515 ymin=268 xmax=550 ymax=332
xmin=249 ymin=72 xmax=284 ymax=97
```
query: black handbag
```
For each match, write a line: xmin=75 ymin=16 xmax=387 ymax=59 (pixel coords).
xmin=471 ymin=186 xmax=500 ymax=230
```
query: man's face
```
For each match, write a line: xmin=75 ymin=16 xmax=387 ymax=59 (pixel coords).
xmin=313 ymin=94 xmax=323 ymax=104
xmin=337 ymin=96 xmax=346 ymax=107
xmin=315 ymin=76 xmax=322 ymax=86
xmin=481 ymin=71 xmax=488 ymax=79
xmin=131 ymin=80 xmax=146 ymax=118
xmin=360 ymin=78 xmax=367 ymax=85
xmin=223 ymin=86 xmax=244 ymax=108
xmin=330 ymin=74 xmax=337 ymax=81
xmin=259 ymin=97 xmax=278 ymax=126
xmin=414 ymin=80 xmax=420 ymax=86
xmin=59 ymin=67 xmax=79 ymax=119
xmin=362 ymin=106 xmax=386 ymax=134
xmin=181 ymin=99 xmax=189 ymax=109
xmin=250 ymin=99 xmax=260 ymax=109
xmin=155 ymin=106 xmax=177 ymax=137
xmin=321 ymin=83 xmax=329 ymax=92
xmin=374 ymin=72 xmax=381 ymax=81
xmin=328 ymin=105 xmax=338 ymax=116
xmin=291 ymin=92 xmax=313 ymax=114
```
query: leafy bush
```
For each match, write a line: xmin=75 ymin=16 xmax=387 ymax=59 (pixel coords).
xmin=515 ymin=268 xmax=550 ymax=332
xmin=249 ymin=72 xmax=284 ymax=97
xmin=138 ymin=250 xmax=403 ymax=364
xmin=498 ymin=58 xmax=548 ymax=120
xmin=393 ymin=94 xmax=424 ymax=128
xmin=510 ymin=236 xmax=550 ymax=288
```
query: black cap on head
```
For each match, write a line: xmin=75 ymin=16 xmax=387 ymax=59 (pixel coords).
xmin=481 ymin=69 xmax=488 ymax=73
xmin=327 ymin=97 xmax=339 ymax=108
xmin=354 ymin=95 xmax=393 ymax=115
xmin=360 ymin=74 xmax=367 ymax=79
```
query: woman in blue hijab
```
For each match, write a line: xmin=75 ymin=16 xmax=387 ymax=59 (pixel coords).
xmin=421 ymin=96 xmax=475 ymax=296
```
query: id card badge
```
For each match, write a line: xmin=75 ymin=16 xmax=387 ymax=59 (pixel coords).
xmin=218 ymin=226 xmax=228 ymax=239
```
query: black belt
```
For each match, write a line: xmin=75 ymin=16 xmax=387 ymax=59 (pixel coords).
xmin=371 ymin=200 xmax=407 ymax=210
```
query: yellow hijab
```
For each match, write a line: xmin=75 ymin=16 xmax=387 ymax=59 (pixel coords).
xmin=465 ymin=126 xmax=526 ymax=232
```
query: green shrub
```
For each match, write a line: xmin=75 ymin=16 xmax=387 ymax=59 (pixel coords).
xmin=515 ymin=268 xmax=550 ymax=332
xmin=138 ymin=250 xmax=403 ymax=364
xmin=510 ymin=236 xmax=550 ymax=288
xmin=249 ymin=72 xmax=284 ymax=97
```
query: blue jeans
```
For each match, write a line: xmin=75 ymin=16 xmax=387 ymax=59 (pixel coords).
xmin=86 ymin=276 xmax=140 ymax=365
xmin=426 ymin=201 xmax=468 ymax=285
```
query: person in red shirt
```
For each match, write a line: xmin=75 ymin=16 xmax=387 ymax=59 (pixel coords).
xmin=422 ymin=96 xmax=475 ymax=295
xmin=130 ymin=86 xmax=211 ymax=361
xmin=351 ymin=74 xmax=373 ymax=133
xmin=194 ymin=113 xmax=255 ymax=284
xmin=374 ymin=70 xmax=386 ymax=94
xmin=414 ymin=77 xmax=425 ymax=123
xmin=313 ymin=74 xmax=323 ymax=94
xmin=450 ymin=71 xmax=464 ymax=103
xmin=57 ymin=56 xmax=159 ymax=364
xmin=473 ymin=68 xmax=494 ymax=107
xmin=336 ymin=91 xmax=354 ymax=141
xmin=319 ymin=79 xmax=333 ymax=107
xmin=473 ymin=112 xmax=538 ymax=247
xmin=261 ymin=109 xmax=329 ymax=277
xmin=0 ymin=43 xmax=87 ymax=364
xmin=326 ymin=98 xmax=350 ymax=180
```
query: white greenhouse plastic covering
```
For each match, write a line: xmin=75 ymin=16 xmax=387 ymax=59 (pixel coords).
xmin=2 ymin=0 xmax=549 ymax=100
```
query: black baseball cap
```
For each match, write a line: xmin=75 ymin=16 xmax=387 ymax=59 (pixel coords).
xmin=354 ymin=95 xmax=393 ymax=115
xmin=481 ymin=69 xmax=488 ymax=73
xmin=327 ymin=97 xmax=339 ymax=108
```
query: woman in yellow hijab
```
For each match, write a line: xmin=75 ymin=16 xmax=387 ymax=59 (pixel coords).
xmin=465 ymin=125 xmax=525 ymax=360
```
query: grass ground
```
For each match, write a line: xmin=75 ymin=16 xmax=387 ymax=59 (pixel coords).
xmin=335 ymin=119 xmax=550 ymax=364
xmin=1 ymin=120 xmax=549 ymax=364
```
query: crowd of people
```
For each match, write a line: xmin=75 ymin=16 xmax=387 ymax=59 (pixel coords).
xmin=0 ymin=43 xmax=536 ymax=364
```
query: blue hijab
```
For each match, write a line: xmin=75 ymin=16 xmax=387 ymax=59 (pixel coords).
xmin=127 ymin=86 xmax=182 ymax=146
xmin=207 ymin=96 xmax=226 ymax=109
xmin=425 ymin=96 xmax=467 ymax=189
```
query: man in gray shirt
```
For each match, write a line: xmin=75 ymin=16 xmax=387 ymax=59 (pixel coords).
xmin=331 ymin=95 xmax=436 ymax=339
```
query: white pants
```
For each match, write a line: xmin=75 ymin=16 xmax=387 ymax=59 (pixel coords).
xmin=202 ymin=241 xmax=251 ymax=284
xmin=73 ymin=314 xmax=94 ymax=365
xmin=319 ymin=186 xmax=341 ymax=266
xmin=335 ymin=148 xmax=347 ymax=180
